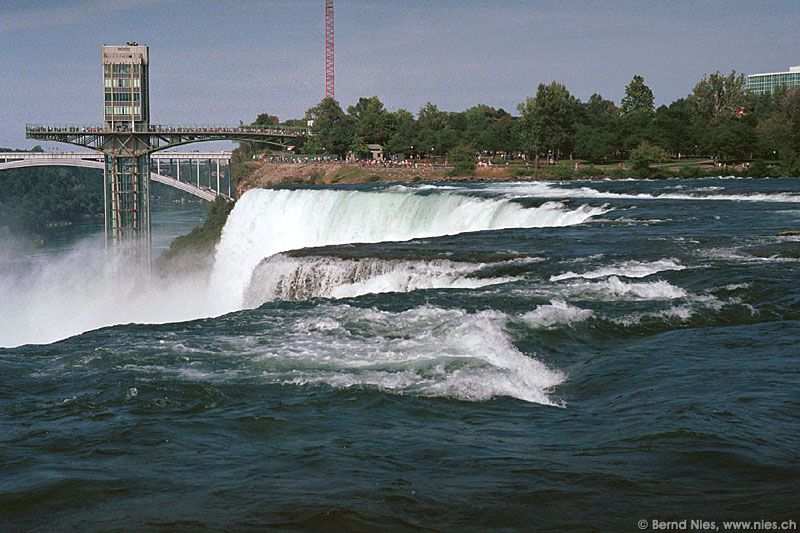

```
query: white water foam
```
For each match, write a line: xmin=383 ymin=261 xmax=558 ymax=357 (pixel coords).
xmin=538 ymin=276 xmax=688 ymax=301
xmin=703 ymin=247 xmax=800 ymax=263
xmin=613 ymin=305 xmax=695 ymax=326
xmin=478 ymin=182 xmax=800 ymax=203
xmin=550 ymin=258 xmax=685 ymax=281
xmin=250 ymin=305 xmax=565 ymax=404
xmin=121 ymin=304 xmax=566 ymax=404
xmin=243 ymin=254 xmax=514 ymax=307
xmin=519 ymin=300 xmax=594 ymax=329
xmin=210 ymin=188 xmax=609 ymax=311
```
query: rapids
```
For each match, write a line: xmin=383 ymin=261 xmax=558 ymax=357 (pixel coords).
xmin=2 ymin=177 xmax=799 ymax=530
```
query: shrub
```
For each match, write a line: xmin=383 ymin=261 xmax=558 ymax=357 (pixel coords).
xmin=630 ymin=142 xmax=668 ymax=172
xmin=446 ymin=161 xmax=476 ymax=177
xmin=332 ymin=166 xmax=364 ymax=183
xmin=679 ymin=165 xmax=704 ymax=178
xmin=510 ymin=167 xmax=535 ymax=177
xmin=748 ymin=160 xmax=769 ymax=178
xmin=308 ymin=170 xmax=325 ymax=183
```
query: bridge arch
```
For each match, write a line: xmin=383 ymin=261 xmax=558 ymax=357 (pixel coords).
xmin=0 ymin=157 xmax=229 ymax=202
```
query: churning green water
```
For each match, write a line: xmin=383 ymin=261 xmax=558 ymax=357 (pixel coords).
xmin=1 ymin=178 xmax=798 ymax=530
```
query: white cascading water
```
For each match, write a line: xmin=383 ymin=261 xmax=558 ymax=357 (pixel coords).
xmin=243 ymin=254 xmax=517 ymax=307
xmin=209 ymin=188 xmax=610 ymax=311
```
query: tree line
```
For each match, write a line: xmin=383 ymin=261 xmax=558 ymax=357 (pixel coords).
xmin=0 ymin=167 xmax=104 ymax=237
xmin=250 ymin=71 xmax=800 ymax=174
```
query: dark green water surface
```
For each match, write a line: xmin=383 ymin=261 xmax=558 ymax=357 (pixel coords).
xmin=1 ymin=178 xmax=798 ymax=531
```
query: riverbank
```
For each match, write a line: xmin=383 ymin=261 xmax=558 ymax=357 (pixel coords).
xmin=236 ymin=159 xmax=785 ymax=193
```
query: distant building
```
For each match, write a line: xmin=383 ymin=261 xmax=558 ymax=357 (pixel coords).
xmin=367 ymin=144 xmax=384 ymax=160
xmin=745 ymin=65 xmax=800 ymax=94
xmin=102 ymin=42 xmax=149 ymax=128
xmin=347 ymin=144 xmax=384 ymax=161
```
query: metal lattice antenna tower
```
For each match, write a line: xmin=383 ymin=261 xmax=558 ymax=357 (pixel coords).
xmin=325 ymin=0 xmax=334 ymax=100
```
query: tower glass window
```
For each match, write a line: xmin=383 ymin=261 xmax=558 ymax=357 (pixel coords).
xmin=101 ymin=44 xmax=149 ymax=128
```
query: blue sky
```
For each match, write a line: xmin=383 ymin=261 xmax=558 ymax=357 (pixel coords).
xmin=1 ymin=0 xmax=798 ymax=148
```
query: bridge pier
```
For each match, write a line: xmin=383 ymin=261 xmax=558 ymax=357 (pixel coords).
xmin=24 ymin=121 xmax=295 ymax=264
xmin=103 ymin=148 xmax=152 ymax=265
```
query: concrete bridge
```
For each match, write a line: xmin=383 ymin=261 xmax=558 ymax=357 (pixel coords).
xmin=0 ymin=150 xmax=234 ymax=202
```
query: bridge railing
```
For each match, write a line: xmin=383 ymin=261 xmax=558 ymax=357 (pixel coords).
xmin=1 ymin=151 xmax=233 ymax=160
xmin=151 ymin=151 xmax=233 ymax=160
xmin=26 ymin=124 xmax=307 ymax=136
xmin=0 ymin=151 xmax=103 ymax=159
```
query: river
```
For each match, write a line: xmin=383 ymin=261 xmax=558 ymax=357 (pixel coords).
xmin=1 ymin=178 xmax=798 ymax=530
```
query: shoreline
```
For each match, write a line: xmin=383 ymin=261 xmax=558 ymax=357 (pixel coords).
xmin=236 ymin=161 xmax=787 ymax=194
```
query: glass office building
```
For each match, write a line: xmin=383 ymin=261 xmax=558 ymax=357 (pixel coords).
xmin=101 ymin=44 xmax=149 ymax=128
xmin=745 ymin=66 xmax=800 ymax=94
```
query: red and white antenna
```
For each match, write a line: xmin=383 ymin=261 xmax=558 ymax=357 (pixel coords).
xmin=325 ymin=0 xmax=335 ymax=100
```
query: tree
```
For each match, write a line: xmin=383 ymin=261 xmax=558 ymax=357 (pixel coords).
xmin=349 ymin=136 xmax=369 ymax=155
xmin=303 ymin=97 xmax=354 ymax=156
xmin=620 ymin=75 xmax=654 ymax=115
xmin=384 ymin=108 xmax=417 ymax=156
xmin=233 ymin=113 xmax=281 ymax=158
xmin=447 ymin=143 xmax=476 ymax=175
xmin=756 ymin=113 xmax=789 ymax=161
xmin=618 ymin=76 xmax=656 ymax=153
xmin=416 ymin=102 xmax=458 ymax=156
xmin=347 ymin=96 xmax=395 ymax=145
xmin=487 ymin=114 xmax=520 ymax=154
xmin=575 ymin=93 xmax=621 ymax=160
xmin=517 ymin=81 xmax=581 ymax=159
xmin=648 ymin=99 xmax=699 ymax=156
xmin=778 ymin=88 xmax=800 ymax=172
xmin=156 ymin=196 xmax=235 ymax=273
xmin=689 ymin=70 xmax=746 ymax=123
xmin=418 ymin=102 xmax=447 ymax=130
xmin=574 ymin=124 xmax=617 ymax=161
xmin=253 ymin=113 xmax=279 ymax=126
xmin=585 ymin=93 xmax=619 ymax=118
xmin=0 ymin=167 xmax=103 ymax=236
xmin=705 ymin=116 xmax=756 ymax=161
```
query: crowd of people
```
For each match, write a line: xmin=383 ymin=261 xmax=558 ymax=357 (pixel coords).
xmin=26 ymin=124 xmax=305 ymax=136
xmin=345 ymin=157 xmax=449 ymax=169
xmin=256 ymin=155 xmax=340 ymax=164
xmin=253 ymin=151 xmax=453 ymax=169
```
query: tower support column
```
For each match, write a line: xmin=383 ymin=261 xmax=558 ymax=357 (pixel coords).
xmin=103 ymin=147 xmax=151 ymax=264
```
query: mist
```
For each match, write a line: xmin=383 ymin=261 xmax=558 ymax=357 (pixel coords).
xmin=0 ymin=235 xmax=215 ymax=348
